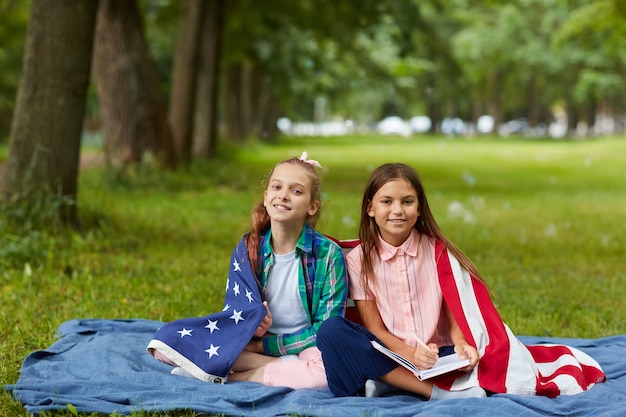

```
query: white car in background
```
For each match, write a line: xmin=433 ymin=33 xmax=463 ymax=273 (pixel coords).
xmin=377 ymin=116 xmax=412 ymax=136
xmin=409 ymin=116 xmax=432 ymax=133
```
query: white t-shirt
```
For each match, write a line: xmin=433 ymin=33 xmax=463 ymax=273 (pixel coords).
xmin=265 ymin=250 xmax=310 ymax=334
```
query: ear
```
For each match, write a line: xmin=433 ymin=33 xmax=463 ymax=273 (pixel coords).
xmin=308 ymin=200 xmax=320 ymax=216
xmin=367 ymin=200 xmax=374 ymax=217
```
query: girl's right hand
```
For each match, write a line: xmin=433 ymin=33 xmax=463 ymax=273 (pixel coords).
xmin=253 ymin=301 xmax=272 ymax=338
xmin=412 ymin=343 xmax=439 ymax=369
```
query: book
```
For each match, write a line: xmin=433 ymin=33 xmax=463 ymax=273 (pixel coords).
xmin=371 ymin=340 xmax=470 ymax=381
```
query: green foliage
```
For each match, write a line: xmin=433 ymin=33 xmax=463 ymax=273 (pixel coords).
xmin=0 ymin=0 xmax=30 ymax=142
xmin=139 ymin=0 xmax=179 ymax=93
xmin=0 ymin=184 xmax=75 ymax=269
xmin=4 ymin=0 xmax=626 ymax=136
xmin=1 ymin=137 xmax=625 ymax=416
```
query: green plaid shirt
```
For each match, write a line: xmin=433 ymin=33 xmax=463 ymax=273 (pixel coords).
xmin=259 ymin=223 xmax=347 ymax=356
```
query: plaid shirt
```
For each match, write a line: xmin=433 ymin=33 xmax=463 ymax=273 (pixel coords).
xmin=259 ymin=223 xmax=347 ymax=356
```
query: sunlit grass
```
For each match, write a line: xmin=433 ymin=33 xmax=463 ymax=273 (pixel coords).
xmin=1 ymin=134 xmax=625 ymax=416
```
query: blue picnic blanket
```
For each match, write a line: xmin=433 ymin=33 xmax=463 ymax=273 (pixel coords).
xmin=5 ymin=319 xmax=626 ymax=416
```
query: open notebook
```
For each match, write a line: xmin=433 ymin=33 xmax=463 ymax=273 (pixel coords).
xmin=371 ymin=340 xmax=470 ymax=381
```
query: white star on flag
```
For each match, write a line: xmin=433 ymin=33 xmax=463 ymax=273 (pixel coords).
xmin=245 ymin=289 xmax=254 ymax=303
xmin=233 ymin=282 xmax=240 ymax=296
xmin=205 ymin=344 xmax=220 ymax=358
xmin=230 ymin=309 xmax=244 ymax=324
xmin=205 ymin=319 xmax=220 ymax=333
xmin=177 ymin=328 xmax=193 ymax=337
xmin=233 ymin=260 xmax=241 ymax=272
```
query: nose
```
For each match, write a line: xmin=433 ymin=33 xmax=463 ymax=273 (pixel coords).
xmin=391 ymin=201 xmax=402 ymax=214
xmin=278 ymin=190 xmax=289 ymax=201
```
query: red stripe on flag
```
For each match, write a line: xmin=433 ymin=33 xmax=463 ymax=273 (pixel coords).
xmin=528 ymin=344 xmax=574 ymax=363
xmin=435 ymin=241 xmax=511 ymax=394
xmin=528 ymin=345 xmax=606 ymax=395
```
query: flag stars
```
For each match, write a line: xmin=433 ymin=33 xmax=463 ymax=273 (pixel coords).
xmin=245 ymin=289 xmax=254 ymax=303
xmin=233 ymin=260 xmax=241 ymax=272
xmin=177 ymin=328 xmax=193 ymax=338
xmin=205 ymin=319 xmax=220 ymax=333
xmin=205 ymin=344 xmax=220 ymax=358
xmin=230 ymin=309 xmax=244 ymax=324
xmin=233 ymin=282 xmax=240 ymax=296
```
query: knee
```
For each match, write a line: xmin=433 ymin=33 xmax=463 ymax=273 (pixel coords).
xmin=317 ymin=316 xmax=345 ymax=341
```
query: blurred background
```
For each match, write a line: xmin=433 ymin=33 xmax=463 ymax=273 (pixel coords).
xmin=1 ymin=0 xmax=625 ymax=149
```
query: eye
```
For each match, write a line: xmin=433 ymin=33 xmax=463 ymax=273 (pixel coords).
xmin=293 ymin=189 xmax=303 ymax=195
xmin=380 ymin=199 xmax=391 ymax=204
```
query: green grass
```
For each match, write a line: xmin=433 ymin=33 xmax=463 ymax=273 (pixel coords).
xmin=1 ymin=135 xmax=626 ymax=416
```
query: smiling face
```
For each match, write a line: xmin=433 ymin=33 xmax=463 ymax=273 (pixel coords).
xmin=367 ymin=179 xmax=420 ymax=247
xmin=263 ymin=162 xmax=320 ymax=228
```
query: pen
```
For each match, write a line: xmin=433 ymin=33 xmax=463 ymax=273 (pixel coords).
xmin=409 ymin=330 xmax=438 ymax=357
xmin=409 ymin=330 xmax=428 ymax=348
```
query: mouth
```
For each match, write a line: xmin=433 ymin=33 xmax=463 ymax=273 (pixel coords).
xmin=274 ymin=204 xmax=291 ymax=211
xmin=388 ymin=219 xmax=405 ymax=223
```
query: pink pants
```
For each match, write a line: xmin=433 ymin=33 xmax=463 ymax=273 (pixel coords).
xmin=151 ymin=349 xmax=176 ymax=366
xmin=152 ymin=347 xmax=327 ymax=389
xmin=263 ymin=347 xmax=328 ymax=389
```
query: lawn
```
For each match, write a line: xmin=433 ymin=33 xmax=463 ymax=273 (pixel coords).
xmin=1 ymin=135 xmax=625 ymax=416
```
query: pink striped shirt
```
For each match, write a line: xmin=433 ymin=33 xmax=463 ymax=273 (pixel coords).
xmin=346 ymin=229 xmax=453 ymax=348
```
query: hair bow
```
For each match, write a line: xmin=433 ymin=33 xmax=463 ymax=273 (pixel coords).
xmin=299 ymin=151 xmax=322 ymax=168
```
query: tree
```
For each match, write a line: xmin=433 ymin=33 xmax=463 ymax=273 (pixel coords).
xmin=168 ymin=0 xmax=203 ymax=164
xmin=163 ymin=0 xmax=225 ymax=162
xmin=93 ymin=0 xmax=176 ymax=170
xmin=452 ymin=4 xmax=520 ymax=133
xmin=192 ymin=0 xmax=225 ymax=158
xmin=2 ymin=0 xmax=98 ymax=227
xmin=386 ymin=0 xmax=466 ymax=132
xmin=220 ymin=0 xmax=394 ymax=140
xmin=555 ymin=0 xmax=626 ymax=135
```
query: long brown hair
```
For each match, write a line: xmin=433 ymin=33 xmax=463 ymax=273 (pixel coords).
xmin=359 ymin=163 xmax=484 ymax=291
xmin=245 ymin=157 xmax=322 ymax=274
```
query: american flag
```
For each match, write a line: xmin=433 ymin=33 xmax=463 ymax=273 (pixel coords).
xmin=147 ymin=238 xmax=267 ymax=383
xmin=431 ymin=240 xmax=606 ymax=396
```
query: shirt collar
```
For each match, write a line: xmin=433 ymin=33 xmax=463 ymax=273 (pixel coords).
xmin=261 ymin=223 xmax=313 ymax=261
xmin=378 ymin=229 xmax=419 ymax=260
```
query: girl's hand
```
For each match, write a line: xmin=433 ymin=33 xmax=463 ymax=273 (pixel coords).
xmin=454 ymin=341 xmax=480 ymax=372
xmin=253 ymin=301 xmax=272 ymax=338
xmin=412 ymin=343 xmax=440 ymax=370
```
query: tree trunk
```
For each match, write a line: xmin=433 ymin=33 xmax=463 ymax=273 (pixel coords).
xmin=193 ymin=0 xmax=225 ymax=159
xmin=488 ymin=69 xmax=502 ymax=134
xmin=169 ymin=0 xmax=204 ymax=164
xmin=2 ymin=0 xmax=98 ymax=227
xmin=425 ymin=75 xmax=440 ymax=134
xmin=224 ymin=65 xmax=240 ymax=141
xmin=224 ymin=63 xmax=254 ymax=142
xmin=93 ymin=0 xmax=176 ymax=170
xmin=239 ymin=63 xmax=253 ymax=141
xmin=586 ymin=99 xmax=597 ymax=137
xmin=566 ymin=98 xmax=579 ymax=136
xmin=527 ymin=76 xmax=539 ymax=128
xmin=259 ymin=81 xmax=281 ymax=141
